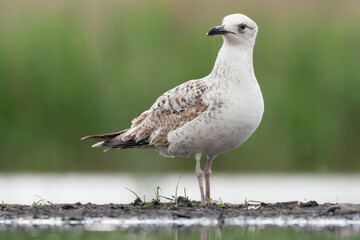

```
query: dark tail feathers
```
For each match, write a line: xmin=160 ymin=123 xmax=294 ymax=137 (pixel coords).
xmin=81 ymin=130 xmax=149 ymax=152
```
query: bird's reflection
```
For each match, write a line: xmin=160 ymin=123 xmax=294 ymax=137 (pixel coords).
xmin=200 ymin=228 xmax=211 ymax=240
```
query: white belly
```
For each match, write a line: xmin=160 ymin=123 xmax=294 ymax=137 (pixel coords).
xmin=165 ymin=82 xmax=264 ymax=158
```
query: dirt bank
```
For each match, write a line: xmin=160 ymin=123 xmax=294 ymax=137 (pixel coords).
xmin=1 ymin=199 xmax=360 ymax=222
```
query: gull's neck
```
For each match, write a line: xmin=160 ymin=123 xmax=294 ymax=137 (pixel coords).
xmin=209 ymin=42 xmax=255 ymax=84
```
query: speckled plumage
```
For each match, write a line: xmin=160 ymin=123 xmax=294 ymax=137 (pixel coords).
xmin=122 ymin=79 xmax=209 ymax=147
xmin=82 ymin=14 xmax=264 ymax=203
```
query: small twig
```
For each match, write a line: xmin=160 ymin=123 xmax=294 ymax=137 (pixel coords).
xmin=153 ymin=186 xmax=161 ymax=201
xmin=247 ymin=200 xmax=263 ymax=204
xmin=245 ymin=198 xmax=264 ymax=206
xmin=35 ymin=195 xmax=45 ymax=202
xmin=124 ymin=187 xmax=140 ymax=199
xmin=125 ymin=187 xmax=142 ymax=205
xmin=32 ymin=195 xmax=52 ymax=207
xmin=174 ymin=172 xmax=184 ymax=206
xmin=159 ymin=195 xmax=173 ymax=201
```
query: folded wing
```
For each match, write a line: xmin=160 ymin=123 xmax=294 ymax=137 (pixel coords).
xmin=82 ymin=79 xmax=209 ymax=152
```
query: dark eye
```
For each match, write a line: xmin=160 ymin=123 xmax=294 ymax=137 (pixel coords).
xmin=239 ymin=24 xmax=246 ymax=31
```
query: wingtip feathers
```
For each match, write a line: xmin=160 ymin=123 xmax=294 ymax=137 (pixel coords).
xmin=92 ymin=141 xmax=105 ymax=148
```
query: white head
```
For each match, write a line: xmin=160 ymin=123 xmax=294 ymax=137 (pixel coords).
xmin=207 ymin=14 xmax=258 ymax=47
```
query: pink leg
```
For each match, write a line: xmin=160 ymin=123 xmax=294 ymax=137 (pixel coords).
xmin=200 ymin=228 xmax=210 ymax=240
xmin=204 ymin=155 xmax=216 ymax=202
xmin=195 ymin=153 xmax=205 ymax=203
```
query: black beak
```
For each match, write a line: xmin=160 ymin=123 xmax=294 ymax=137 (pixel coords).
xmin=207 ymin=25 xmax=228 ymax=36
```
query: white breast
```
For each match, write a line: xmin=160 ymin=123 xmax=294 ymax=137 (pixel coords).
xmin=166 ymin=77 xmax=263 ymax=158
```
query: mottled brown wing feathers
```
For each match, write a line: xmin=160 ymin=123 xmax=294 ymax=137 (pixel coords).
xmin=82 ymin=79 xmax=209 ymax=149
xmin=122 ymin=79 xmax=209 ymax=146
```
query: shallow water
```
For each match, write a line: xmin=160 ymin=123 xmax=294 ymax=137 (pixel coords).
xmin=1 ymin=215 xmax=360 ymax=232
xmin=1 ymin=173 xmax=360 ymax=204
xmin=1 ymin=227 xmax=360 ymax=240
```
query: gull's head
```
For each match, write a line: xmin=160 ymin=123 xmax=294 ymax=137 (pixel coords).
xmin=207 ymin=14 xmax=258 ymax=46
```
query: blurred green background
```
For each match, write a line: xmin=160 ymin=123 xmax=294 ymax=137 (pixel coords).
xmin=0 ymin=0 xmax=359 ymax=173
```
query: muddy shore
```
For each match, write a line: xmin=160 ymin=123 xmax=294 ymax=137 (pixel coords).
xmin=1 ymin=198 xmax=360 ymax=222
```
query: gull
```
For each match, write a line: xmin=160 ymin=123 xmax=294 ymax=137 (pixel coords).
xmin=82 ymin=14 xmax=264 ymax=203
